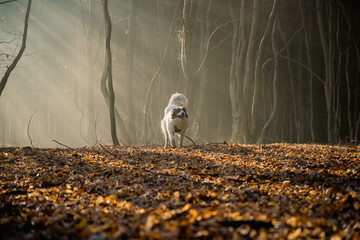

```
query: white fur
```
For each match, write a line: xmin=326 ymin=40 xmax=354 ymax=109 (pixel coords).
xmin=161 ymin=93 xmax=189 ymax=148
xmin=168 ymin=92 xmax=188 ymax=107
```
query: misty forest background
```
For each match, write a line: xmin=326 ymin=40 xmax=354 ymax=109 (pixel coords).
xmin=0 ymin=0 xmax=359 ymax=148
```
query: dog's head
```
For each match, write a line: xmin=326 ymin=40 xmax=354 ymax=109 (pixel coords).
xmin=171 ymin=107 xmax=188 ymax=119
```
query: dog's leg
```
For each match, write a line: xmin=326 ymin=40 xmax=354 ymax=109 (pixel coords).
xmin=164 ymin=131 xmax=169 ymax=148
xmin=179 ymin=134 xmax=184 ymax=148
xmin=165 ymin=122 xmax=176 ymax=148
xmin=161 ymin=119 xmax=168 ymax=148
xmin=169 ymin=131 xmax=176 ymax=147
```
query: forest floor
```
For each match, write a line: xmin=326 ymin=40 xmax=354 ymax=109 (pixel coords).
xmin=0 ymin=143 xmax=359 ymax=239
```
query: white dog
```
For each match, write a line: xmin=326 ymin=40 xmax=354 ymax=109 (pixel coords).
xmin=161 ymin=93 xmax=189 ymax=148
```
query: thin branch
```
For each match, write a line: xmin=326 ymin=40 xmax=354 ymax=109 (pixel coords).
xmin=278 ymin=54 xmax=324 ymax=84
xmin=79 ymin=0 xmax=88 ymax=37
xmin=261 ymin=27 xmax=304 ymax=72
xmin=99 ymin=143 xmax=113 ymax=155
xmin=27 ymin=110 xmax=37 ymax=148
xmin=0 ymin=53 xmax=14 ymax=58
xmin=208 ymin=31 xmax=233 ymax=56
xmin=185 ymin=135 xmax=196 ymax=147
xmin=0 ymin=38 xmax=17 ymax=44
xmin=261 ymin=26 xmax=324 ymax=85
xmin=93 ymin=112 xmax=100 ymax=147
xmin=0 ymin=0 xmax=16 ymax=4
xmin=195 ymin=19 xmax=240 ymax=75
xmin=53 ymin=139 xmax=72 ymax=149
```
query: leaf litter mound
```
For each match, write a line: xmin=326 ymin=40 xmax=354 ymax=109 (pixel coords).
xmin=0 ymin=143 xmax=359 ymax=239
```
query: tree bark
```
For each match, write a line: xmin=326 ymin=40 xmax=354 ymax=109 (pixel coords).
xmin=101 ymin=0 xmax=119 ymax=145
xmin=229 ymin=1 xmax=240 ymax=142
xmin=251 ymin=0 xmax=279 ymax=142
xmin=195 ymin=0 xmax=212 ymax=136
xmin=80 ymin=0 xmax=97 ymax=145
xmin=240 ymin=0 xmax=261 ymax=143
xmin=0 ymin=0 xmax=32 ymax=97
xmin=316 ymin=0 xmax=335 ymax=143
xmin=126 ymin=0 xmax=137 ymax=140
xmin=299 ymin=0 xmax=315 ymax=142
xmin=258 ymin=17 xmax=281 ymax=143
xmin=180 ymin=0 xmax=198 ymax=113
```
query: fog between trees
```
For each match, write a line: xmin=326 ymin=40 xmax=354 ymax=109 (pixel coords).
xmin=0 ymin=0 xmax=359 ymax=147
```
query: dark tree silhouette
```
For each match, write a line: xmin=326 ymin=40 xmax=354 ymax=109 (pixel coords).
xmin=0 ymin=0 xmax=32 ymax=97
xmin=101 ymin=0 xmax=119 ymax=145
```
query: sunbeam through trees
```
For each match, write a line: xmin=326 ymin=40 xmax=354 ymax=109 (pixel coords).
xmin=0 ymin=1 xmax=360 ymax=239
xmin=1 ymin=0 xmax=360 ymax=147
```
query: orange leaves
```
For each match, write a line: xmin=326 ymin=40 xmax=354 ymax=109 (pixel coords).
xmin=0 ymin=143 xmax=359 ymax=239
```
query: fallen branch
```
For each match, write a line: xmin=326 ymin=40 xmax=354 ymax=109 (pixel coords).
xmin=185 ymin=135 xmax=196 ymax=147
xmin=53 ymin=139 xmax=72 ymax=149
xmin=99 ymin=143 xmax=113 ymax=155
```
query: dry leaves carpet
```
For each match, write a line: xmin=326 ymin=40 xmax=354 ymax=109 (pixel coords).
xmin=0 ymin=143 xmax=359 ymax=239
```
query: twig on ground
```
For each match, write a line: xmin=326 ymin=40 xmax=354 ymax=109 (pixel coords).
xmin=185 ymin=135 xmax=196 ymax=147
xmin=99 ymin=143 xmax=113 ymax=155
xmin=53 ymin=139 xmax=72 ymax=149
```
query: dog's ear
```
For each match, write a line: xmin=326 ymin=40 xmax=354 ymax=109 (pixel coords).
xmin=171 ymin=108 xmax=181 ymax=119
xmin=183 ymin=107 xmax=189 ymax=118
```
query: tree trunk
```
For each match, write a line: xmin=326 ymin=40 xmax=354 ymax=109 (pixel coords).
xmin=251 ymin=0 xmax=279 ymax=142
xmin=101 ymin=0 xmax=119 ymax=146
xmin=316 ymin=0 xmax=335 ymax=143
xmin=86 ymin=1 xmax=96 ymax=145
xmin=229 ymin=1 xmax=240 ymax=142
xmin=79 ymin=0 xmax=97 ymax=145
xmin=299 ymin=0 xmax=315 ymax=142
xmin=354 ymin=46 xmax=360 ymax=144
xmin=258 ymin=17 xmax=281 ymax=143
xmin=0 ymin=0 xmax=32 ymax=97
xmin=241 ymin=0 xmax=261 ymax=143
xmin=278 ymin=21 xmax=303 ymax=142
xmin=229 ymin=0 xmax=249 ymax=142
xmin=334 ymin=7 xmax=342 ymax=142
xmin=195 ymin=0 xmax=212 ymax=137
xmin=180 ymin=0 xmax=198 ymax=113
xmin=126 ymin=0 xmax=137 ymax=141
xmin=285 ymin=36 xmax=298 ymax=142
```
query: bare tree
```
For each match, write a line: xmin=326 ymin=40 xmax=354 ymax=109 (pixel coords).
xmin=80 ymin=0 xmax=97 ymax=145
xmin=258 ymin=16 xmax=281 ymax=143
xmin=252 ymin=0 xmax=279 ymax=142
xmin=179 ymin=0 xmax=198 ymax=111
xmin=0 ymin=0 xmax=32 ymax=97
xmin=299 ymin=0 xmax=315 ymax=142
xmin=126 ymin=0 xmax=137 ymax=140
xmin=316 ymin=0 xmax=337 ymax=143
xmin=229 ymin=0 xmax=249 ymax=143
xmin=101 ymin=0 xmax=119 ymax=145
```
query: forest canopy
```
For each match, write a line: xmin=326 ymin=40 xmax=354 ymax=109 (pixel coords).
xmin=0 ymin=0 xmax=360 ymax=147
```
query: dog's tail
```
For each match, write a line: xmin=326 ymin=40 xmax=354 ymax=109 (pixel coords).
xmin=168 ymin=93 xmax=188 ymax=107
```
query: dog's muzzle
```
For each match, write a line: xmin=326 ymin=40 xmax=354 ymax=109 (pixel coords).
xmin=177 ymin=112 xmax=186 ymax=118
